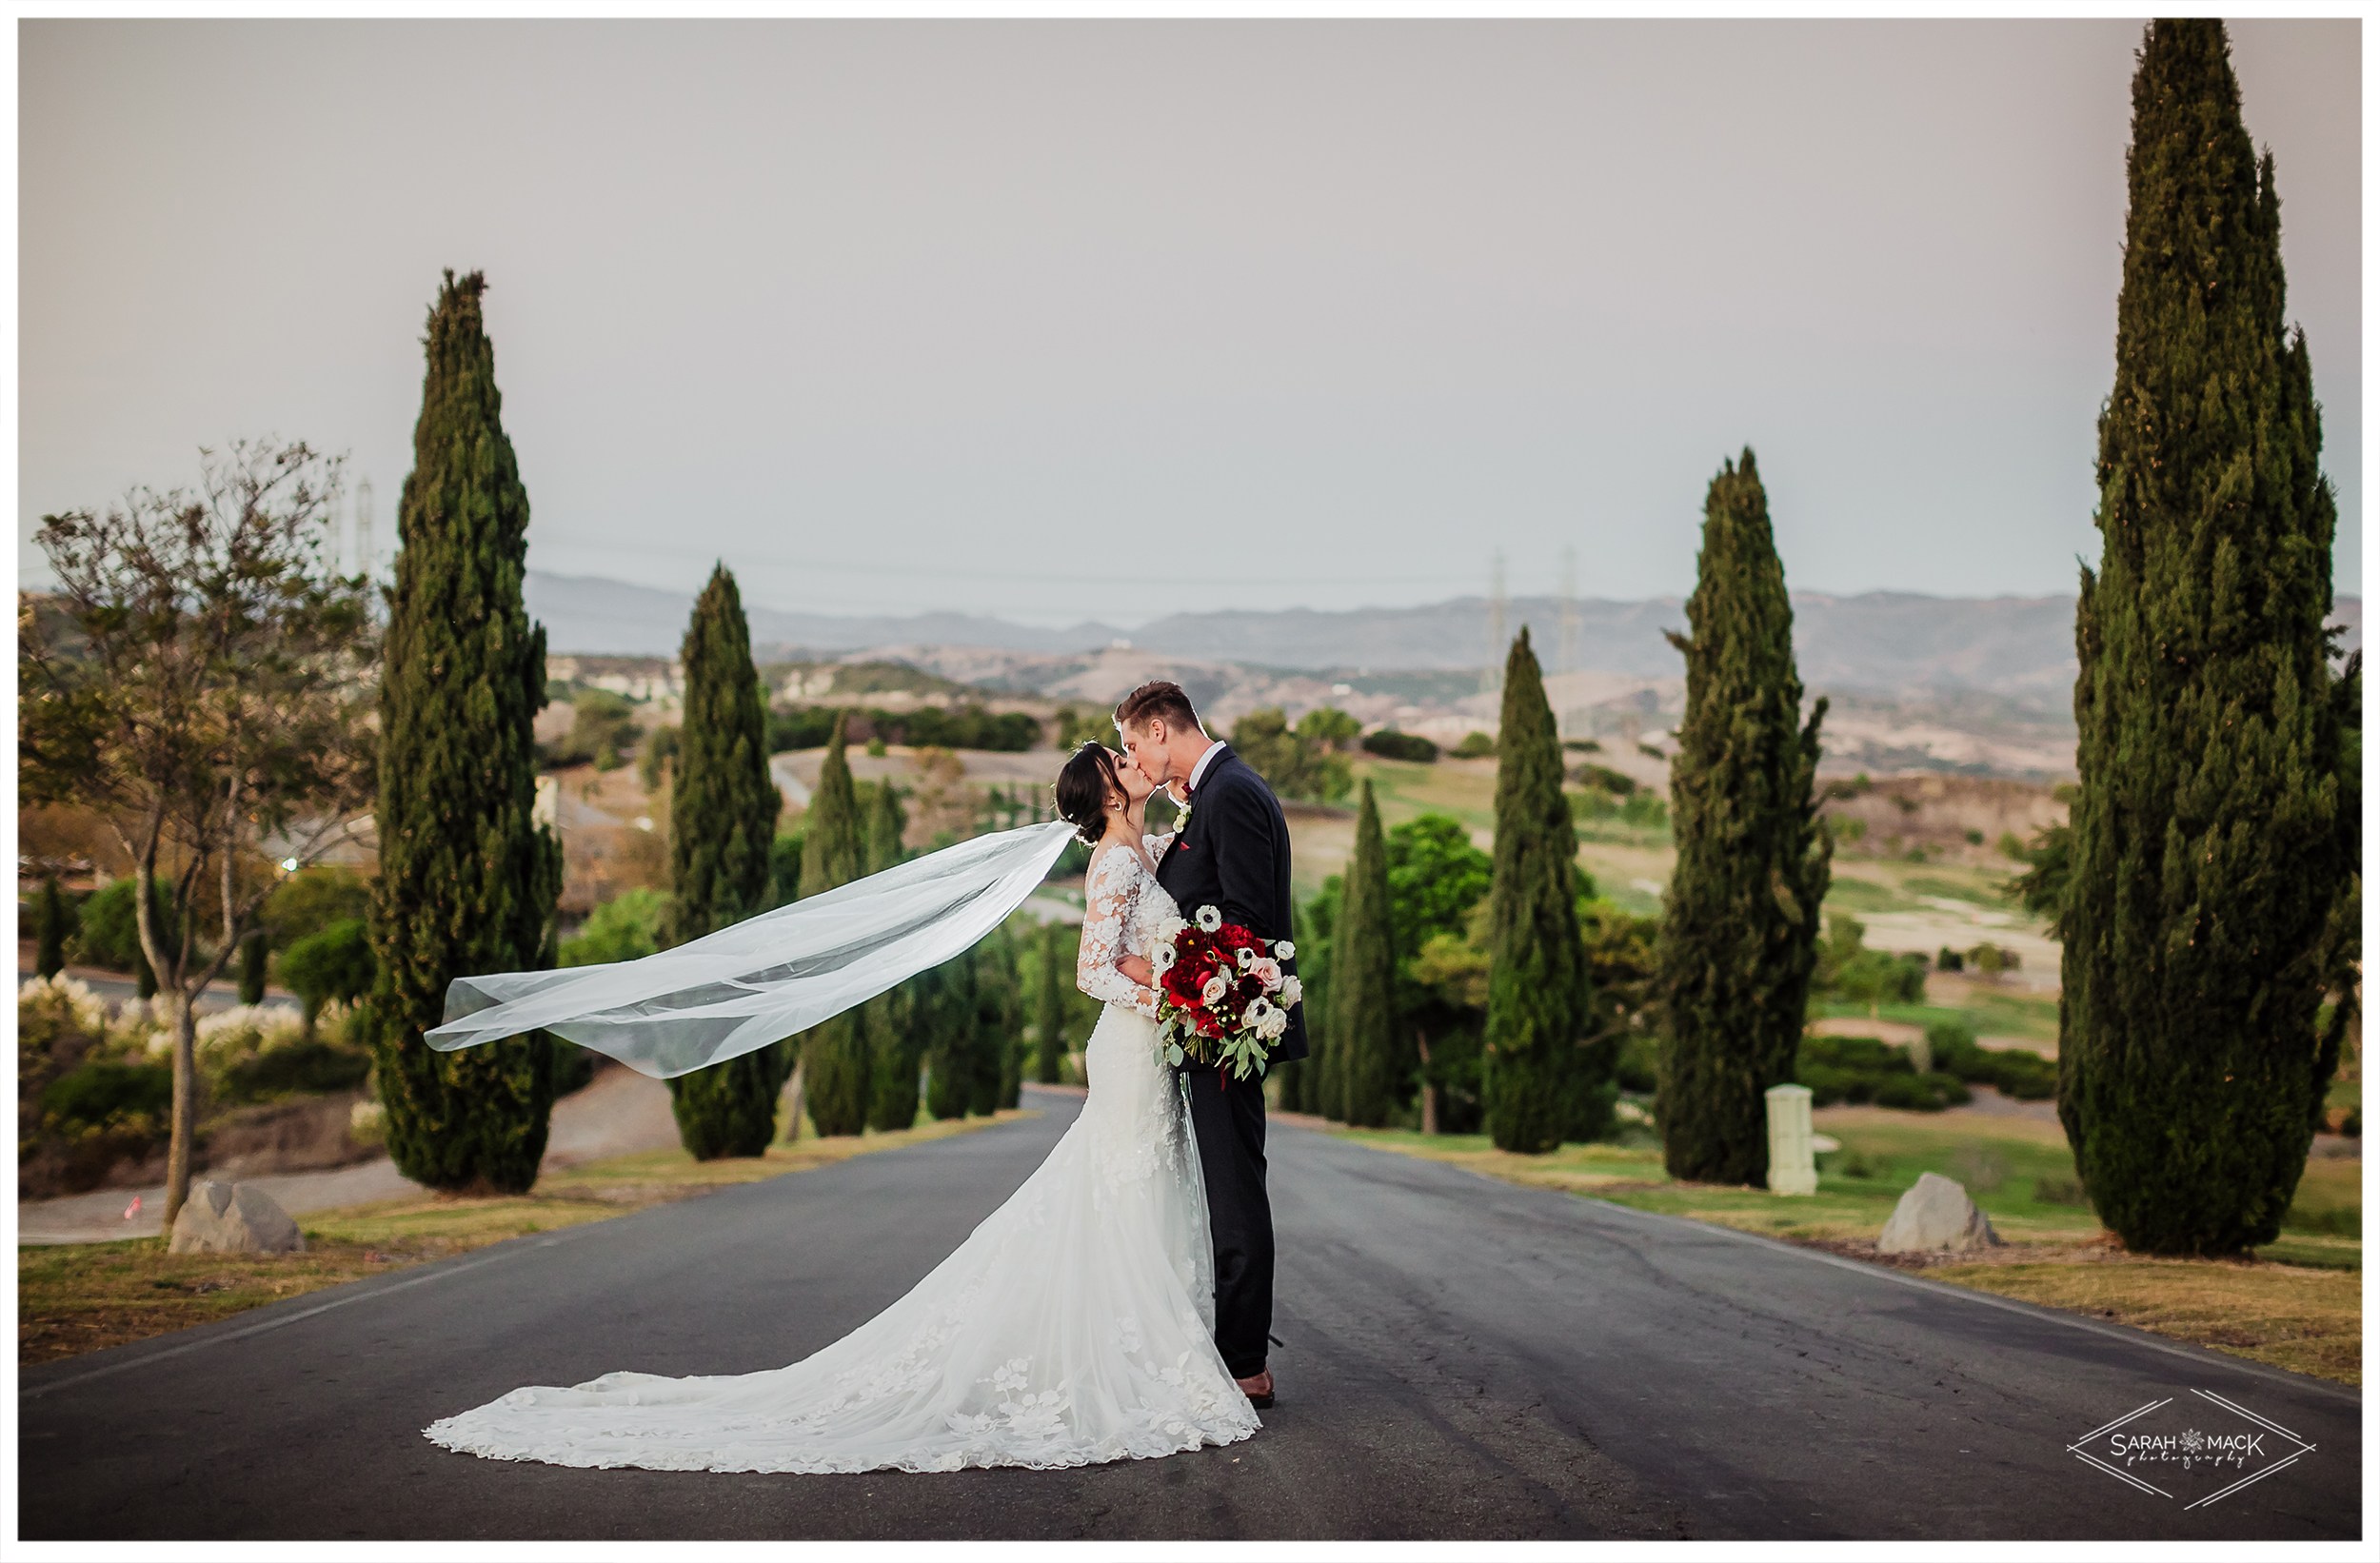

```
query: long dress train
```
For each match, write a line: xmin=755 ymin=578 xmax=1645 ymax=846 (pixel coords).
xmin=422 ymin=839 xmax=1257 ymax=1474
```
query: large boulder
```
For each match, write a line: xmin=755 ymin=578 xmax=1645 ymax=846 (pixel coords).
xmin=1877 ymin=1171 xmax=2002 ymax=1255
xmin=168 ymin=1179 xmax=306 ymax=1255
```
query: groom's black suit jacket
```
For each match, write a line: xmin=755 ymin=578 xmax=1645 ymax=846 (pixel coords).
xmin=1154 ymin=744 xmax=1309 ymax=1065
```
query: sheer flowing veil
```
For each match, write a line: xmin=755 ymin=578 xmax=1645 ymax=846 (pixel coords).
xmin=425 ymin=820 xmax=1075 ymax=1079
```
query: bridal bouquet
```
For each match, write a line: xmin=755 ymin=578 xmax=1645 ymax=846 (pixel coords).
xmin=1151 ymin=906 xmax=1300 ymax=1081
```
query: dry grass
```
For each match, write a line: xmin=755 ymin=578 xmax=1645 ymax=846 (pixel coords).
xmin=19 ymin=1111 xmax=1025 ymax=1367
xmin=1930 ymin=1257 xmax=2364 ymax=1385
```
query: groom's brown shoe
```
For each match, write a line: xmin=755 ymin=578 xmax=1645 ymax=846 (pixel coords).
xmin=1236 ymin=1370 xmax=1275 ymax=1410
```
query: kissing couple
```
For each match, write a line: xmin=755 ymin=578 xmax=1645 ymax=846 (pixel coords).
xmin=422 ymin=680 xmax=1308 ymax=1474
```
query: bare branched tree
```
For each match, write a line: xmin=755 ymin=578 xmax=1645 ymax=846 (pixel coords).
xmin=20 ymin=439 xmax=380 ymax=1226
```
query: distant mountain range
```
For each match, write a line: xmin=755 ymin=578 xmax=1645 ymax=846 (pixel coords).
xmin=525 ymin=570 xmax=2362 ymax=703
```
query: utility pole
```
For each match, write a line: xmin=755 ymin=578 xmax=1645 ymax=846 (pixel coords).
xmin=1557 ymin=546 xmax=1582 ymax=741
xmin=352 ymin=476 xmax=376 ymax=581
xmin=1558 ymin=546 xmax=1580 ymax=677
xmin=1483 ymin=549 xmax=1507 ymax=696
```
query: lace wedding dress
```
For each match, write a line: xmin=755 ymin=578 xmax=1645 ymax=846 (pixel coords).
xmin=423 ymin=837 xmax=1259 ymax=1474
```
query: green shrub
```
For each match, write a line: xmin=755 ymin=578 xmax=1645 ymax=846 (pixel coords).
xmin=69 ymin=879 xmax=178 ymax=972
xmin=1614 ymin=1032 xmax=1660 ymax=1095
xmin=2034 ymin=1175 xmax=2089 ymax=1205
xmin=42 ymin=1060 xmax=172 ymax=1133
xmin=261 ymin=866 xmax=372 ymax=950
xmin=219 ymin=1039 xmax=374 ymax=1103
xmin=1360 ymin=729 xmax=1439 ymax=762
xmin=1872 ymin=1072 xmax=1972 ymax=1112
xmin=280 ymin=919 xmax=376 ymax=1026
xmin=1925 ymin=1021 xmax=2058 ymax=1101
xmin=1450 ymin=731 xmax=1496 ymax=760
xmin=1574 ymin=762 xmax=1637 ymax=796
xmin=561 ymin=887 xmax=669 ymax=967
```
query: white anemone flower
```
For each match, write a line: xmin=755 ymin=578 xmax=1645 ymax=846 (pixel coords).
xmin=1153 ymin=944 xmax=1176 ymax=972
xmin=1236 ymin=946 xmax=1257 ymax=971
xmin=1243 ymin=997 xmax=1276 ymax=1029
xmin=1196 ymin=906 xmax=1222 ymax=933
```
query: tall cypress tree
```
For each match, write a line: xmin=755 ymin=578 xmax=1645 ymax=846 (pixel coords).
xmin=36 ymin=877 xmax=69 ymax=980
xmin=797 ymin=714 xmax=870 ymax=1136
xmin=971 ymin=926 xmax=1019 ymax=1116
xmin=663 ymin=564 xmax=784 ymax=1158
xmin=1330 ymin=782 xmax=1405 ymax=1127
xmin=863 ymin=782 xmax=922 ymax=1132
xmin=2061 ymin=21 xmax=2359 ymax=1256
xmin=1657 ymin=450 xmax=1832 ymax=1185
xmin=367 ymin=269 xmax=563 ymax=1193
xmin=236 ymin=930 xmax=268 ymax=1006
xmin=1481 ymin=630 xmax=1598 ymax=1154
xmin=922 ymin=951 xmax=976 ymax=1120
xmin=1033 ymin=921 xmax=1066 ymax=1084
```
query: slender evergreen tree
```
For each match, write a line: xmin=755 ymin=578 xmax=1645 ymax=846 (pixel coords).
xmin=237 ymin=930 xmax=268 ymax=1006
xmin=797 ymin=714 xmax=870 ymax=1136
xmin=1656 ymin=450 xmax=1832 ymax=1185
xmin=1330 ymin=782 xmax=1406 ymax=1127
xmin=1300 ymin=889 xmax=1342 ymax=1119
xmin=863 ymin=782 xmax=923 ymax=1132
xmin=367 ymin=270 xmax=563 ymax=1193
xmin=664 ymin=564 xmax=784 ymax=1158
xmin=35 ymin=877 xmax=69 ymax=980
xmin=922 ymin=951 xmax=976 ymax=1120
xmin=971 ymin=927 xmax=1019 ymax=1116
xmin=2060 ymin=21 xmax=2360 ymax=1255
xmin=1033 ymin=920 xmax=1067 ymax=1084
xmin=1481 ymin=630 xmax=1599 ymax=1153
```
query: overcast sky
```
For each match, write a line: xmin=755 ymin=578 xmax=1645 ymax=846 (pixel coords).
xmin=18 ymin=19 xmax=2361 ymax=628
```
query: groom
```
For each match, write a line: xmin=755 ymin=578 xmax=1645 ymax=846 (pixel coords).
xmin=1115 ymin=681 xmax=1305 ymax=1411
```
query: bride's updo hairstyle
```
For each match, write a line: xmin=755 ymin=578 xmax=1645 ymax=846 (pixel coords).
xmin=1054 ymin=742 xmax=1125 ymax=846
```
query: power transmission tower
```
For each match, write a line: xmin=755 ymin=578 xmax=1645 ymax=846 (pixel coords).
xmin=352 ymin=476 xmax=376 ymax=580
xmin=1483 ymin=549 xmax=1507 ymax=695
xmin=1558 ymin=546 xmax=1581 ymax=677
xmin=1557 ymin=546 xmax=1582 ymax=741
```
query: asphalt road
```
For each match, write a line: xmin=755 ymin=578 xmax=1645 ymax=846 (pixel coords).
xmin=19 ymin=1087 xmax=2361 ymax=1541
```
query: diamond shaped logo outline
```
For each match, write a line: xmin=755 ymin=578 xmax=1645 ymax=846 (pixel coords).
xmin=2066 ymin=1389 xmax=2317 ymax=1509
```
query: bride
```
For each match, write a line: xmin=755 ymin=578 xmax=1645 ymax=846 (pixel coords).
xmin=422 ymin=742 xmax=1261 ymax=1474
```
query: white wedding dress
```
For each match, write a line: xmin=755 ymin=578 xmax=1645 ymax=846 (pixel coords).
xmin=423 ymin=837 xmax=1259 ymax=1474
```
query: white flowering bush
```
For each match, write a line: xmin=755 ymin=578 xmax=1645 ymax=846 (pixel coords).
xmin=195 ymin=1003 xmax=308 ymax=1069
xmin=19 ymin=975 xmax=114 ymax=1046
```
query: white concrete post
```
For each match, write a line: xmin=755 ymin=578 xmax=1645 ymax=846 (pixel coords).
xmin=1765 ymin=1082 xmax=1818 ymax=1196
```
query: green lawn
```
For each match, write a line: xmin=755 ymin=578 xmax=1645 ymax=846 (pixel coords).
xmin=1813 ymin=989 xmax=2062 ymax=1047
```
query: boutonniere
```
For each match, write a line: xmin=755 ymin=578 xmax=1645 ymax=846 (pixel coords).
xmin=1172 ymin=793 xmax=1194 ymax=842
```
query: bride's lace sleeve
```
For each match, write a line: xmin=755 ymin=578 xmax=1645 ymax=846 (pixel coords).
xmin=1143 ymin=828 xmax=1177 ymax=858
xmin=1078 ymin=845 xmax=1158 ymax=1018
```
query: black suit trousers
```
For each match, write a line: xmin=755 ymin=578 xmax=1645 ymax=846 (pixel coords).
xmin=1181 ymin=1061 xmax=1272 ymax=1378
